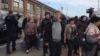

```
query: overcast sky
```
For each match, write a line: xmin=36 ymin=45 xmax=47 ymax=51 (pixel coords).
xmin=38 ymin=0 xmax=98 ymax=17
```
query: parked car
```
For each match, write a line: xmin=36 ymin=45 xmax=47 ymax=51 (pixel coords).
xmin=0 ymin=11 xmax=7 ymax=44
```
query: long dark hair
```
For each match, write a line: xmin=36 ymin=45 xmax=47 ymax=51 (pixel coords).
xmin=90 ymin=16 xmax=100 ymax=23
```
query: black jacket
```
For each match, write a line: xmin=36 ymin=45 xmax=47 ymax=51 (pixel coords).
xmin=22 ymin=18 xmax=28 ymax=30
xmin=77 ymin=21 xmax=88 ymax=33
xmin=41 ymin=18 xmax=52 ymax=34
xmin=42 ymin=19 xmax=64 ymax=43
xmin=5 ymin=14 xmax=18 ymax=35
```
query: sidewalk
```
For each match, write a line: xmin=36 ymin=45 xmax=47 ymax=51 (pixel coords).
xmin=0 ymin=38 xmax=100 ymax=56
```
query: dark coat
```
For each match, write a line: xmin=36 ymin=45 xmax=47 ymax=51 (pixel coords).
xmin=22 ymin=18 xmax=28 ymax=30
xmin=42 ymin=18 xmax=64 ymax=43
xmin=5 ymin=14 xmax=18 ymax=39
xmin=77 ymin=21 xmax=88 ymax=33
xmin=41 ymin=18 xmax=52 ymax=43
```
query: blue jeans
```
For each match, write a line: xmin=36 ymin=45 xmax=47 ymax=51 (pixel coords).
xmin=36 ymin=36 xmax=40 ymax=48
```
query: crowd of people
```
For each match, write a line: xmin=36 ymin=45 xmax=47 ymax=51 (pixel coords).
xmin=4 ymin=10 xmax=100 ymax=56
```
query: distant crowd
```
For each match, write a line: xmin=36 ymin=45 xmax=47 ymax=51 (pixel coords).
xmin=4 ymin=10 xmax=100 ymax=56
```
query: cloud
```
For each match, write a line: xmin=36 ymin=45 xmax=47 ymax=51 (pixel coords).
xmin=38 ymin=0 xmax=97 ymax=8
xmin=38 ymin=0 xmax=98 ymax=16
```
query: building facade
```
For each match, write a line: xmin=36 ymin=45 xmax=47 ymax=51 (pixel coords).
xmin=0 ymin=0 xmax=56 ymax=18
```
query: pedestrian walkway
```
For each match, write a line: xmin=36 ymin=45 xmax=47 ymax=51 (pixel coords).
xmin=0 ymin=38 xmax=75 ymax=56
xmin=0 ymin=38 xmax=100 ymax=56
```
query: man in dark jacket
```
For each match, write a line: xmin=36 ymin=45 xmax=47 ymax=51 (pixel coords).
xmin=44 ymin=11 xmax=64 ymax=56
xmin=22 ymin=15 xmax=30 ymax=30
xmin=41 ymin=12 xmax=52 ymax=56
xmin=5 ymin=11 xmax=18 ymax=54
xmin=60 ymin=14 xmax=67 ymax=47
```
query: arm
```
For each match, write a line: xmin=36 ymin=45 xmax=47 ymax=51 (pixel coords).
xmin=86 ymin=27 xmax=100 ymax=40
xmin=41 ymin=19 xmax=45 ymax=35
xmin=24 ymin=23 xmax=28 ymax=35
xmin=64 ymin=25 xmax=68 ymax=44
xmin=87 ymin=27 xmax=98 ymax=37
xmin=34 ymin=24 xmax=38 ymax=37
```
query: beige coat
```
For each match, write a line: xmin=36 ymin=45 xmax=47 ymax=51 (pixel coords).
xmin=64 ymin=24 xmax=76 ymax=43
xmin=86 ymin=23 xmax=100 ymax=38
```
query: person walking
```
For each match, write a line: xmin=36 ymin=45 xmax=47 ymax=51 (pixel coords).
xmin=24 ymin=17 xmax=38 ymax=53
xmin=64 ymin=18 xmax=77 ymax=56
xmin=41 ymin=12 xmax=52 ymax=56
xmin=82 ymin=16 xmax=100 ymax=56
xmin=34 ymin=15 xmax=42 ymax=50
xmin=5 ymin=11 xmax=18 ymax=54
xmin=44 ymin=11 xmax=64 ymax=56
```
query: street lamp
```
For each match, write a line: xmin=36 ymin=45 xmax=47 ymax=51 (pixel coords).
xmin=61 ymin=6 xmax=63 ymax=13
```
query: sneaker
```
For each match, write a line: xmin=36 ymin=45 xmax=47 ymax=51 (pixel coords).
xmin=26 ymin=50 xmax=29 ymax=53
xmin=36 ymin=48 xmax=40 ymax=50
xmin=45 ymin=51 xmax=48 ymax=54
xmin=12 ymin=48 xmax=16 ymax=52
xmin=43 ymin=54 xmax=46 ymax=56
xmin=74 ymin=51 xmax=79 ymax=55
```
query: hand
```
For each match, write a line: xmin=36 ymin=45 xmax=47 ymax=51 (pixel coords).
xmin=39 ymin=33 xmax=41 ymax=37
xmin=76 ymin=33 xmax=78 ymax=35
xmin=97 ymin=37 xmax=100 ymax=39
xmin=45 ymin=43 xmax=49 ymax=46
xmin=36 ymin=34 xmax=38 ymax=37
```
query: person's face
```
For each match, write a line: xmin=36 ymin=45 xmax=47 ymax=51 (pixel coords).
xmin=70 ymin=20 xmax=75 ymax=25
xmin=82 ymin=17 xmax=87 ymax=22
xmin=54 ymin=13 xmax=61 ymax=21
xmin=30 ymin=18 xmax=34 ymax=22
xmin=36 ymin=16 xmax=40 ymax=21
xmin=45 ymin=14 xmax=50 ymax=19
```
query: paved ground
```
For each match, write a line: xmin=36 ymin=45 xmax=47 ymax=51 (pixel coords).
xmin=0 ymin=38 xmax=77 ymax=56
xmin=0 ymin=38 xmax=100 ymax=56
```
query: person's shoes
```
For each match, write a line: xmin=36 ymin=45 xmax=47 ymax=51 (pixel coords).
xmin=7 ymin=51 xmax=11 ymax=54
xmin=45 ymin=51 xmax=48 ymax=54
xmin=12 ymin=48 xmax=16 ymax=52
xmin=36 ymin=48 xmax=40 ymax=50
xmin=26 ymin=50 xmax=29 ymax=53
xmin=74 ymin=51 xmax=79 ymax=55
xmin=43 ymin=54 xmax=46 ymax=56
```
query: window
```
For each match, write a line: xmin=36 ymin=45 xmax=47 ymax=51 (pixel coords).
xmin=27 ymin=3 xmax=30 ymax=10
xmin=14 ymin=0 xmax=19 ymax=2
xmin=19 ymin=0 xmax=23 ymax=8
xmin=1 ymin=0 xmax=8 ymax=4
xmin=14 ymin=2 xmax=19 ymax=7
xmin=30 ymin=4 xmax=33 ymax=12
xmin=36 ymin=7 xmax=41 ymax=15
xmin=13 ymin=0 xmax=23 ymax=8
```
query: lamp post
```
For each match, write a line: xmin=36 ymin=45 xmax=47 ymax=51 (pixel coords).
xmin=61 ymin=6 xmax=63 ymax=13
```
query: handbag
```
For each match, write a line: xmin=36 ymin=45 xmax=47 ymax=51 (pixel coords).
xmin=76 ymin=27 xmax=98 ymax=51
xmin=86 ymin=35 xmax=98 ymax=44
xmin=85 ymin=27 xmax=98 ymax=44
xmin=76 ymin=33 xmax=93 ymax=51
